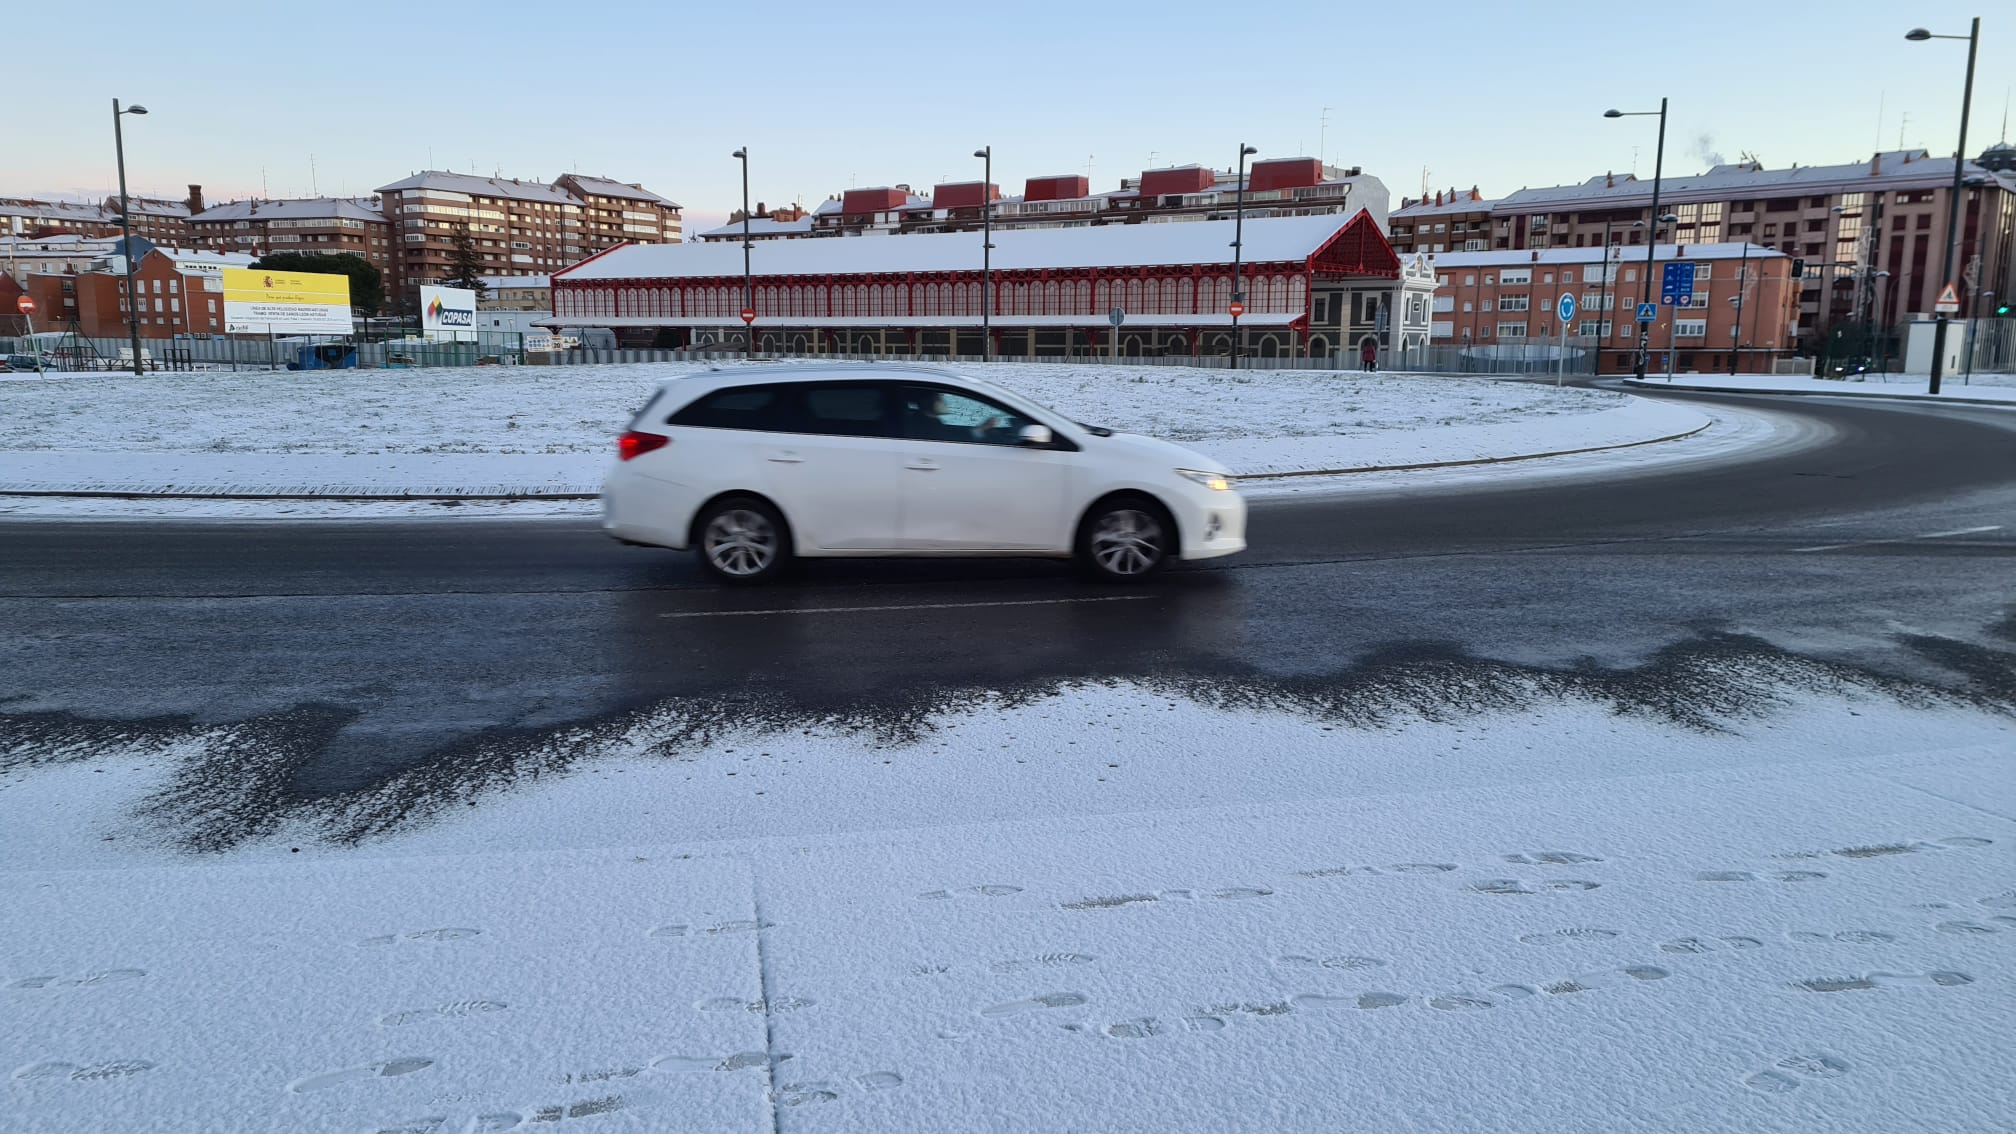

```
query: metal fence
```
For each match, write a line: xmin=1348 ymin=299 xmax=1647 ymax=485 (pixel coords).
xmin=20 ymin=332 xmax=527 ymax=372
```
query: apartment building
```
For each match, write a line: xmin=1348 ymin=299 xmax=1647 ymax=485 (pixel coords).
xmin=1485 ymin=149 xmax=2016 ymax=344
xmin=108 ymin=193 xmax=193 ymax=245
xmin=1428 ymin=243 xmax=1798 ymax=374
xmin=373 ymin=171 xmax=682 ymax=308
xmin=188 ymin=198 xmax=392 ymax=277
xmin=553 ymin=174 xmax=683 ymax=249
xmin=478 ymin=274 xmax=550 ymax=311
xmin=1388 ymin=187 xmax=1493 ymax=254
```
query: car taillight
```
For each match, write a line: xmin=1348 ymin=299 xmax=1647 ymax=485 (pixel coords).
xmin=618 ymin=431 xmax=669 ymax=461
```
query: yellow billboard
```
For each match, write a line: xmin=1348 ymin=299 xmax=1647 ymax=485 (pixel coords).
xmin=222 ymin=268 xmax=353 ymax=335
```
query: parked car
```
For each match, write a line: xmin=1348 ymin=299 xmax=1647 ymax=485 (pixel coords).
xmin=602 ymin=364 xmax=1246 ymax=583
xmin=4 ymin=354 xmax=45 ymax=373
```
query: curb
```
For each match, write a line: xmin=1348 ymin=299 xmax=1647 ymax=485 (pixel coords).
xmin=0 ymin=422 xmax=1713 ymax=501
xmin=1621 ymin=379 xmax=2016 ymax=410
xmin=1233 ymin=417 xmax=1710 ymax=481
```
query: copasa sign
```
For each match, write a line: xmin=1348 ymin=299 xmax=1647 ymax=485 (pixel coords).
xmin=420 ymin=285 xmax=477 ymax=333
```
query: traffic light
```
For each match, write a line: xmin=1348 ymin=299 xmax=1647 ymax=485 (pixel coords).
xmin=1999 ymin=302 xmax=2012 ymax=316
xmin=1790 ymin=258 xmax=1806 ymax=279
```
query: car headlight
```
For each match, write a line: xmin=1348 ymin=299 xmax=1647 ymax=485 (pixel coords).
xmin=1175 ymin=468 xmax=1233 ymax=491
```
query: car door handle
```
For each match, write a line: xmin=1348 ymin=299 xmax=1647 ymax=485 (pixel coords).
xmin=905 ymin=461 xmax=939 ymax=472
xmin=767 ymin=453 xmax=804 ymax=464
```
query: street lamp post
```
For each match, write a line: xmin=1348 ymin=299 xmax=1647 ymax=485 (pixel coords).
xmin=1906 ymin=19 xmax=1980 ymax=395
xmin=1872 ymin=271 xmax=1892 ymax=374
xmin=1605 ymin=99 xmax=1669 ymax=380
xmin=974 ymin=146 xmax=993 ymax=360
xmin=112 ymin=98 xmax=149 ymax=377
xmin=732 ymin=147 xmax=752 ymax=360
xmin=1229 ymin=143 xmax=1257 ymax=369
xmin=1592 ymin=218 xmax=1619 ymax=374
xmin=1728 ymin=240 xmax=1750 ymax=375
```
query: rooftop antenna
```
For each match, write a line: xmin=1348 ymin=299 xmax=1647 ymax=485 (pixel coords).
xmin=1875 ymin=90 xmax=1885 ymax=151
xmin=1086 ymin=154 xmax=1095 ymax=182
xmin=1319 ymin=106 xmax=1332 ymax=166
xmin=1148 ymin=150 xmax=1158 ymax=169
xmin=1999 ymin=88 xmax=2009 ymax=143
xmin=1899 ymin=111 xmax=1909 ymax=150
xmin=261 ymin=166 xmax=269 ymax=198
xmin=1421 ymin=166 xmax=1431 ymax=196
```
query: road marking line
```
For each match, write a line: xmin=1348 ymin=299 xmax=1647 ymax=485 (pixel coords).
xmin=658 ymin=595 xmax=1158 ymax=619
xmin=1792 ymin=525 xmax=2002 ymax=553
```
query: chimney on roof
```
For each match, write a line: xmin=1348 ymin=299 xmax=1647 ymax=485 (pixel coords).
xmin=1469 ymin=186 xmax=1481 ymax=201
xmin=1434 ymin=190 xmax=1443 ymax=206
xmin=1607 ymin=170 xmax=1616 ymax=189
xmin=1872 ymin=152 xmax=1883 ymax=174
xmin=186 ymin=184 xmax=204 ymax=214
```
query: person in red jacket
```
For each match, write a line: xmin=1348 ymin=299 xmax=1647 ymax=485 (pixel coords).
xmin=1359 ymin=339 xmax=1378 ymax=373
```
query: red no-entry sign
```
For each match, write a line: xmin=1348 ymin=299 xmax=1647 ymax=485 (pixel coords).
xmin=740 ymin=308 xmax=756 ymax=325
xmin=14 ymin=295 xmax=32 ymax=314
xmin=1228 ymin=301 xmax=1245 ymax=318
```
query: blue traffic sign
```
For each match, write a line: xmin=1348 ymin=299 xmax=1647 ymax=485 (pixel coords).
xmin=1556 ymin=293 xmax=1577 ymax=323
xmin=1636 ymin=302 xmax=1657 ymax=323
xmin=1660 ymin=261 xmax=1696 ymax=306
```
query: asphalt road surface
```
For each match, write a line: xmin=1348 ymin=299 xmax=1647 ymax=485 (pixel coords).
xmin=3 ymin=389 xmax=2013 ymax=827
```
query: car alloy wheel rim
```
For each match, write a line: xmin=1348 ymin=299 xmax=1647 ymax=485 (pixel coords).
xmin=1091 ymin=509 xmax=1163 ymax=576
xmin=704 ymin=509 xmax=777 ymax=576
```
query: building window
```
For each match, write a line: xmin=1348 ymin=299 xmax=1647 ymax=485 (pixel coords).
xmin=1674 ymin=319 xmax=1707 ymax=338
xmin=1463 ymin=274 xmax=1475 ymax=286
xmin=1497 ymin=322 xmax=1528 ymax=338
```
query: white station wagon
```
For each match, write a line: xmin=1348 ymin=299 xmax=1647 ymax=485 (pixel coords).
xmin=602 ymin=364 xmax=1247 ymax=583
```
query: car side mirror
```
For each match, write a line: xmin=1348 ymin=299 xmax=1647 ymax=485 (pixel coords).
xmin=1018 ymin=424 xmax=1053 ymax=446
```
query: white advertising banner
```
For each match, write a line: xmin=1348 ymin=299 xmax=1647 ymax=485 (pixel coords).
xmin=421 ymin=285 xmax=478 ymax=334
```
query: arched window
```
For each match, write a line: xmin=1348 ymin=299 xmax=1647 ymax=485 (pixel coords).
xmin=1309 ymin=335 xmax=1330 ymax=358
xmin=1258 ymin=335 xmax=1279 ymax=358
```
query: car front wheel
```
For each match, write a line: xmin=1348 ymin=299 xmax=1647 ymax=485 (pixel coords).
xmin=695 ymin=497 xmax=791 ymax=584
xmin=1076 ymin=496 xmax=1173 ymax=582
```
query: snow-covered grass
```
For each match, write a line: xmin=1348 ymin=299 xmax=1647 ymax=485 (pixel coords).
xmin=4 ymin=665 xmax=2013 ymax=1132
xmin=0 ymin=361 xmax=1621 ymax=456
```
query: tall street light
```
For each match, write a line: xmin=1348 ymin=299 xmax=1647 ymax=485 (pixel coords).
xmin=974 ymin=146 xmax=993 ymax=360
xmin=112 ymin=98 xmax=149 ymax=377
xmin=732 ymin=147 xmax=753 ymax=360
xmin=1605 ymin=99 xmax=1669 ymax=380
xmin=1906 ymin=19 xmax=1980 ymax=395
xmin=1229 ymin=143 xmax=1257 ymax=370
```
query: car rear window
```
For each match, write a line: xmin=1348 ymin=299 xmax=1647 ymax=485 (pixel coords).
xmin=667 ymin=384 xmax=793 ymax=432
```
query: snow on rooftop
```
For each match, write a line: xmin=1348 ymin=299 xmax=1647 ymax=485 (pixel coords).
xmin=1498 ymin=150 xmax=2010 ymax=208
xmin=1427 ymin=242 xmax=1783 ymax=267
xmin=374 ymin=171 xmax=580 ymax=205
xmin=192 ymin=198 xmax=385 ymax=224
xmin=559 ymin=174 xmax=680 ymax=209
xmin=559 ymin=212 xmax=1369 ymax=281
xmin=696 ymin=217 xmax=816 ymax=238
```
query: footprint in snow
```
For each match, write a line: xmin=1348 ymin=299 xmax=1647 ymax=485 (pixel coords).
xmin=14 ymin=1059 xmax=156 ymax=1083
xmin=1695 ymin=871 xmax=1826 ymax=883
xmin=379 ymin=1000 xmax=507 ymax=1026
xmin=1662 ymin=936 xmax=1765 ymax=953
xmin=287 ymin=1057 xmax=434 ymax=1093
xmin=1518 ymin=928 xmax=1622 ymax=945
xmin=1789 ymin=931 xmax=1894 ymax=945
xmin=6 ymin=968 xmax=146 ymax=990
xmin=1744 ymin=1053 xmax=1852 ymax=1093
xmin=919 ymin=885 xmax=1022 ymax=900
xmin=980 ymin=992 xmax=1087 ymax=1017
xmin=1794 ymin=971 xmax=1973 ymax=993
xmin=1502 ymin=850 xmax=1604 ymax=865
xmin=359 ymin=928 xmax=480 ymax=946
xmin=1540 ymin=966 xmax=1671 ymax=996
xmin=1468 ymin=879 xmax=1600 ymax=895
xmin=1291 ymin=992 xmax=1410 ymax=1011
xmin=992 ymin=953 xmax=1096 ymax=974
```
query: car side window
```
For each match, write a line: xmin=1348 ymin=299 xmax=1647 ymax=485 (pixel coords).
xmin=795 ymin=383 xmax=894 ymax=438
xmin=667 ymin=384 xmax=793 ymax=432
xmin=897 ymin=384 xmax=1034 ymax=446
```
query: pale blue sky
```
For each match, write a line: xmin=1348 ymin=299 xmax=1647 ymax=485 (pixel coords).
xmin=20 ymin=0 xmax=2010 ymax=233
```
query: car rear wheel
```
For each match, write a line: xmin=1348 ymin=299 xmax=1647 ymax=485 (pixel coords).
xmin=695 ymin=497 xmax=791 ymax=584
xmin=1076 ymin=496 xmax=1173 ymax=582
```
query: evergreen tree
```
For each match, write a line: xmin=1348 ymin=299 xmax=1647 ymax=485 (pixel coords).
xmin=250 ymin=251 xmax=386 ymax=315
xmin=444 ymin=222 xmax=490 ymax=301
